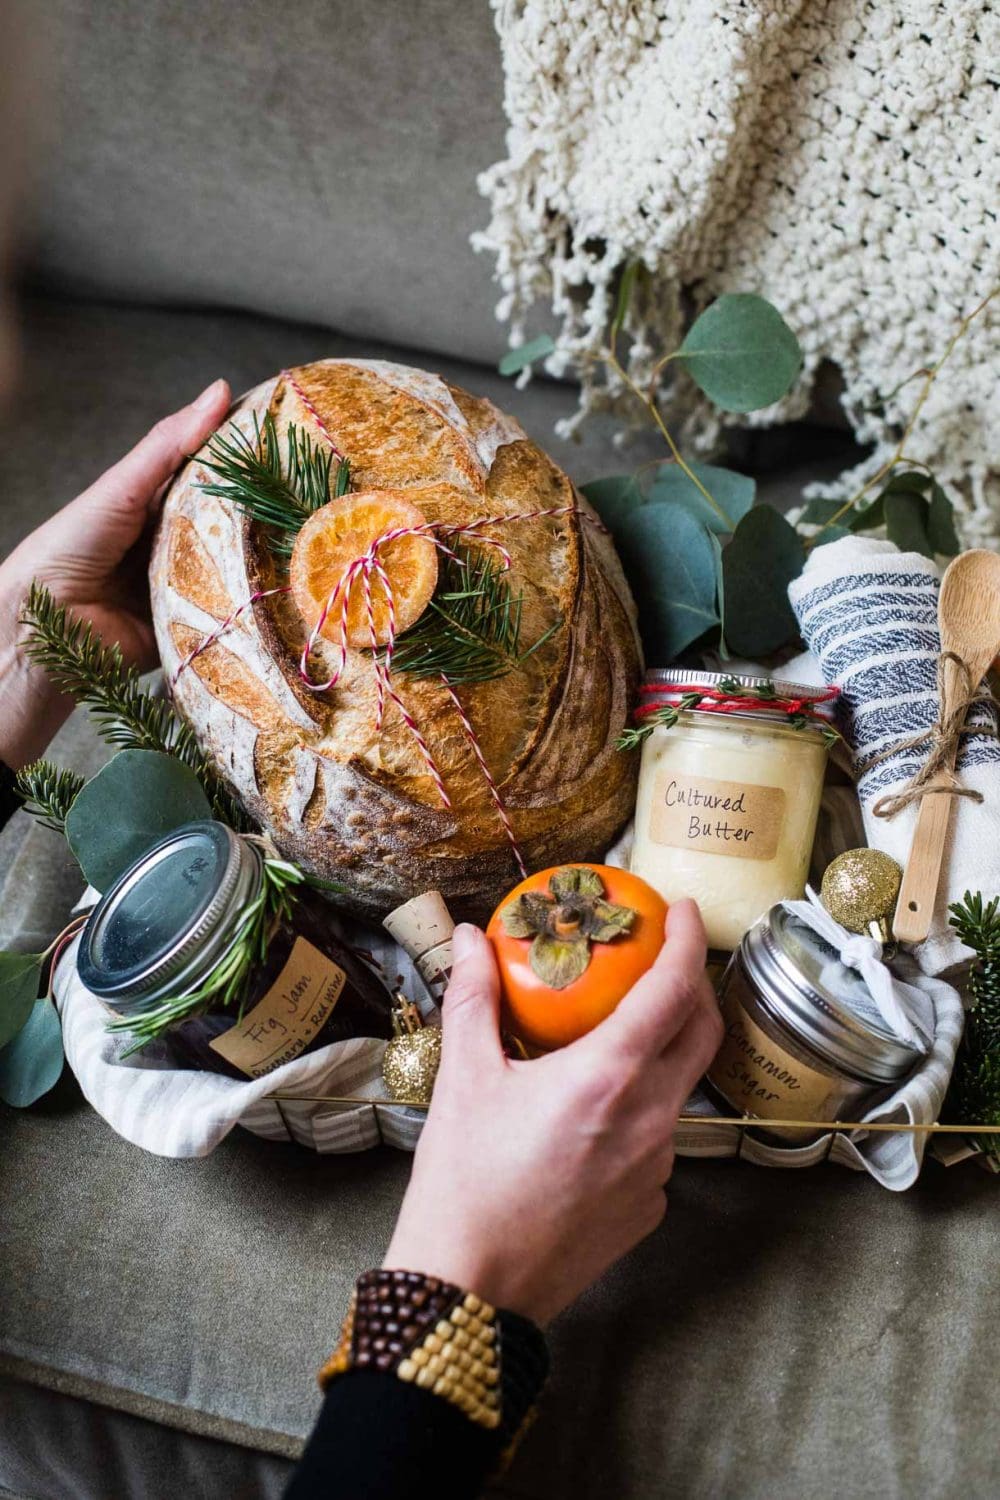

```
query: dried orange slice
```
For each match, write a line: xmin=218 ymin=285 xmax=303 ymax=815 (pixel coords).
xmin=290 ymin=490 xmax=438 ymax=649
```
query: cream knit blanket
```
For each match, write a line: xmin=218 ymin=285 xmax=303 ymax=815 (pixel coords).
xmin=475 ymin=1 xmax=1000 ymax=542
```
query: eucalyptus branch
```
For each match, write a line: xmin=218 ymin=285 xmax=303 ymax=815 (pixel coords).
xmin=605 ymin=350 xmax=736 ymax=531
xmin=811 ymin=286 xmax=1000 ymax=540
xmin=15 ymin=760 xmax=85 ymax=832
xmin=20 ymin=583 xmax=249 ymax=831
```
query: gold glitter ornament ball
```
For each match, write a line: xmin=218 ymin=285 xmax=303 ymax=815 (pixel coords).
xmin=821 ymin=848 xmax=902 ymax=935
xmin=382 ymin=1027 xmax=442 ymax=1105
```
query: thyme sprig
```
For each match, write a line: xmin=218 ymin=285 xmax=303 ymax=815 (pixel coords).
xmin=199 ymin=413 xmax=350 ymax=557
xmin=20 ymin=583 xmax=248 ymax=831
xmin=107 ymin=855 xmax=309 ymax=1052
xmin=386 ymin=545 xmax=560 ymax=686
xmin=946 ymin=891 xmax=1000 ymax=1162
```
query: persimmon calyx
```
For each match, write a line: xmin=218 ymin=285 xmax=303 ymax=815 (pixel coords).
xmin=498 ymin=866 xmax=636 ymax=989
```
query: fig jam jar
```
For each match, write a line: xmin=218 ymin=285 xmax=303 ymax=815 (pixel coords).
xmin=704 ymin=905 xmax=924 ymax=1143
xmin=77 ymin=821 xmax=393 ymax=1079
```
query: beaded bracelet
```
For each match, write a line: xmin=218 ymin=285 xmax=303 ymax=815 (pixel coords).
xmin=319 ymin=1268 xmax=548 ymax=1453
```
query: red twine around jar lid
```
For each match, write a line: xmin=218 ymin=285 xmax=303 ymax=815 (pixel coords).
xmin=634 ymin=680 xmax=841 ymax=728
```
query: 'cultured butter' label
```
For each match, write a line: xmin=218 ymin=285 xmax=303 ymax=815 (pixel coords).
xmin=647 ymin=769 xmax=785 ymax=861
xmin=209 ymin=936 xmax=346 ymax=1078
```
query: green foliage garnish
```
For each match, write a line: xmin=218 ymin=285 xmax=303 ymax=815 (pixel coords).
xmin=20 ymin=583 xmax=248 ymax=831
xmin=107 ymin=856 xmax=309 ymax=1051
xmin=15 ymin=760 xmax=85 ymax=833
xmin=675 ymin=293 xmax=803 ymax=413
xmin=946 ymin=891 xmax=1000 ymax=1162
xmin=387 ymin=545 xmax=559 ymax=686
xmin=199 ymin=413 xmax=350 ymax=557
xmin=617 ymin=678 xmax=839 ymax=751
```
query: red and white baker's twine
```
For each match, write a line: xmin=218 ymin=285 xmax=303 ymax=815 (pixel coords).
xmin=635 ymin=680 xmax=841 ymax=726
xmin=173 ymin=460 xmax=603 ymax=871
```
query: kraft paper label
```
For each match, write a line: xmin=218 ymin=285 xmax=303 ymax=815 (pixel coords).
xmin=647 ymin=770 xmax=785 ymax=861
xmin=209 ymin=936 xmax=346 ymax=1078
xmin=707 ymin=984 xmax=836 ymax=1138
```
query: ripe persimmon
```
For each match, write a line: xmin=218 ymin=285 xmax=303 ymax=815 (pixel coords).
xmin=486 ymin=863 xmax=668 ymax=1053
xmin=290 ymin=490 xmax=438 ymax=649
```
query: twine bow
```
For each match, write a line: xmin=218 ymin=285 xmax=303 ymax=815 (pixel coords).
xmin=869 ymin=652 xmax=998 ymax=819
xmin=783 ymin=888 xmax=934 ymax=1052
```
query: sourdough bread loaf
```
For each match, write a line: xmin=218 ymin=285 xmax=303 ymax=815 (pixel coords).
xmin=150 ymin=360 xmax=641 ymax=920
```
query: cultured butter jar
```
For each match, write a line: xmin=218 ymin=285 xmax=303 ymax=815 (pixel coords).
xmin=78 ymin=820 xmax=393 ymax=1079
xmin=630 ymin=669 xmax=832 ymax=952
xmin=704 ymin=905 xmax=924 ymax=1143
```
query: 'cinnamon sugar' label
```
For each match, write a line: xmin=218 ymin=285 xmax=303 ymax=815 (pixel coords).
xmin=209 ymin=936 xmax=346 ymax=1078
xmin=647 ymin=770 xmax=785 ymax=861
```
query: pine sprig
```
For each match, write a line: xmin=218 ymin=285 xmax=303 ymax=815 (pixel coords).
xmin=616 ymin=678 xmax=840 ymax=751
xmin=386 ymin=545 xmax=559 ymax=686
xmin=15 ymin=760 xmax=86 ymax=832
xmin=107 ymin=855 xmax=306 ymax=1051
xmin=20 ymin=583 xmax=249 ymax=831
xmin=946 ymin=891 xmax=1000 ymax=1162
xmin=199 ymin=413 xmax=349 ymax=557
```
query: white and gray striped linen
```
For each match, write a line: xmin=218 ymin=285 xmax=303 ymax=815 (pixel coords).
xmin=789 ymin=536 xmax=1000 ymax=975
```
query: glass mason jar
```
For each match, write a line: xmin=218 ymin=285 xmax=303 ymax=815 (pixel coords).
xmin=703 ymin=904 xmax=925 ymax=1143
xmin=77 ymin=820 xmax=393 ymax=1079
xmin=630 ymin=670 xmax=832 ymax=952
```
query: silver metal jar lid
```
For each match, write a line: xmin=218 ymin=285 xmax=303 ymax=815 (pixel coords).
xmin=643 ymin=668 xmax=835 ymax=727
xmin=740 ymin=905 xmax=924 ymax=1083
xmin=77 ymin=821 xmax=262 ymax=1014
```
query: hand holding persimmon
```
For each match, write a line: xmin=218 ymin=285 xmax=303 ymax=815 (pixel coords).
xmin=486 ymin=864 xmax=668 ymax=1052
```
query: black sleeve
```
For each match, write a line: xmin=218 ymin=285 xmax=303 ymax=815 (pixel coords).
xmin=285 ymin=1369 xmax=500 ymax=1500
xmin=284 ymin=1305 xmax=548 ymax=1500
xmin=0 ymin=761 xmax=20 ymax=832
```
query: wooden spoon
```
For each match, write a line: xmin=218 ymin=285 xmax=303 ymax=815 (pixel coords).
xmin=893 ymin=549 xmax=1000 ymax=944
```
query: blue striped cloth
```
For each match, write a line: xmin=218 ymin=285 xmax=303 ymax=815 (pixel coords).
xmin=789 ymin=537 xmax=1000 ymax=973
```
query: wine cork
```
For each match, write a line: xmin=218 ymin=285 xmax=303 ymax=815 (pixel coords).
xmin=383 ymin=891 xmax=455 ymax=1003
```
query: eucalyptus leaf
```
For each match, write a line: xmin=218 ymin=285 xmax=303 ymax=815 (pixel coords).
xmin=677 ymin=294 xmax=802 ymax=413
xmin=884 ymin=492 xmax=934 ymax=559
xmin=579 ymin=474 xmax=644 ymax=535
xmin=799 ymin=498 xmax=846 ymax=526
xmin=709 ymin=532 xmax=729 ymax=661
xmin=498 ymin=335 xmax=555 ymax=377
xmin=811 ymin=524 xmax=854 ymax=547
xmin=849 ymin=493 xmax=886 ymax=532
xmin=722 ymin=506 xmax=805 ymax=656
xmin=882 ymin=470 xmax=932 ymax=496
xmin=611 ymin=262 xmax=639 ymax=337
xmin=0 ymin=951 xmax=43 ymax=1050
xmin=647 ymin=462 xmax=755 ymax=535
xmin=615 ymin=504 xmax=720 ymax=663
xmin=65 ymin=748 xmax=212 ymax=893
xmin=0 ymin=999 xmax=63 ymax=1106
xmin=927 ymin=482 xmax=961 ymax=557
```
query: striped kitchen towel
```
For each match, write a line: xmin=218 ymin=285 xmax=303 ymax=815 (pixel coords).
xmin=789 ymin=536 xmax=1000 ymax=974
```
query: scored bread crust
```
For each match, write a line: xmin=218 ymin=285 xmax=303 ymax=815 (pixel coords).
xmin=150 ymin=359 xmax=642 ymax=921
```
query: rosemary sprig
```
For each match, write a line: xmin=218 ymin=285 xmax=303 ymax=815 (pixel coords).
xmin=108 ymin=856 xmax=308 ymax=1051
xmin=199 ymin=413 xmax=349 ymax=557
xmin=20 ymin=583 xmax=248 ymax=831
xmin=14 ymin=760 xmax=86 ymax=832
xmin=946 ymin=891 xmax=1000 ymax=1162
xmin=387 ymin=545 xmax=559 ymax=686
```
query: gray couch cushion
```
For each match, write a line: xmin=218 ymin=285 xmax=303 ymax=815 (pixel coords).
xmin=28 ymin=0 xmax=510 ymax=367
xmin=2 ymin=296 xmax=996 ymax=1500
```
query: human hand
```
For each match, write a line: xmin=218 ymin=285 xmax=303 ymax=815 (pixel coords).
xmin=383 ymin=898 xmax=722 ymax=1326
xmin=0 ymin=378 xmax=231 ymax=767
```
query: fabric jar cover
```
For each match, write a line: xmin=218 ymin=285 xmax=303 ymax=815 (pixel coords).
xmin=788 ymin=535 xmax=1000 ymax=975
